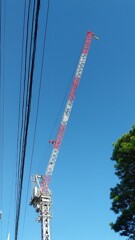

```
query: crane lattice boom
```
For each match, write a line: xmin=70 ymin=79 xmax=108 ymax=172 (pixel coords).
xmin=41 ymin=31 xmax=96 ymax=192
xmin=30 ymin=31 xmax=98 ymax=240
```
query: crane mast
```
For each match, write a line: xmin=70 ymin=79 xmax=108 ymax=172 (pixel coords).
xmin=30 ymin=31 xmax=98 ymax=240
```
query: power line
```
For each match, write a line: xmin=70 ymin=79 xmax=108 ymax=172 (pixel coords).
xmin=0 ymin=0 xmax=3 ymax=237
xmin=16 ymin=0 xmax=32 ymax=204
xmin=16 ymin=0 xmax=27 ymax=204
xmin=15 ymin=0 xmax=41 ymax=239
xmin=21 ymin=0 xmax=51 ymax=238
xmin=15 ymin=1 xmax=32 ymax=237
xmin=0 ymin=0 xmax=5 ymax=238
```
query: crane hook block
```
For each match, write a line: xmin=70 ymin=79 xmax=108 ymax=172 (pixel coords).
xmin=94 ymin=35 xmax=99 ymax=40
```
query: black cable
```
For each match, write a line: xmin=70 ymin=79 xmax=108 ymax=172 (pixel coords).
xmin=48 ymin=44 xmax=82 ymax=141
xmin=16 ymin=0 xmax=27 ymax=201
xmin=14 ymin=0 xmax=41 ymax=239
xmin=0 ymin=0 xmax=4 ymax=238
xmin=15 ymin=0 xmax=35 ymax=237
xmin=1 ymin=1 xmax=11 ymax=239
xmin=36 ymin=54 xmax=79 ymax=173
xmin=36 ymin=73 xmax=72 ymax=173
xmin=15 ymin=2 xmax=28 ymax=233
xmin=36 ymin=25 xmax=84 ymax=174
xmin=21 ymin=0 xmax=51 ymax=238
xmin=28 ymin=0 xmax=51 ymax=179
xmin=17 ymin=0 xmax=35 ymax=201
xmin=15 ymin=1 xmax=32 ymax=237
xmin=16 ymin=0 xmax=31 ymax=203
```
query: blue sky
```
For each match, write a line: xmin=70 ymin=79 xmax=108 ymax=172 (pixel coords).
xmin=0 ymin=0 xmax=135 ymax=240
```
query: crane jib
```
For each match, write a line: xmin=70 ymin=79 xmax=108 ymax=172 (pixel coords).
xmin=82 ymin=32 xmax=93 ymax=54
xmin=75 ymin=54 xmax=87 ymax=78
xmin=42 ymin=32 xmax=94 ymax=191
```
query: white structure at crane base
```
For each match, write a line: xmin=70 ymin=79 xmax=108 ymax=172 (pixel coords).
xmin=30 ymin=175 xmax=52 ymax=240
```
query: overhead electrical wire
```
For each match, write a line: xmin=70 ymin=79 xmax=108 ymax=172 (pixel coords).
xmin=15 ymin=0 xmax=38 ymax=237
xmin=0 ymin=1 xmax=12 ymax=239
xmin=16 ymin=0 xmax=27 ymax=202
xmin=0 ymin=0 xmax=3 ymax=238
xmin=14 ymin=0 xmax=41 ymax=239
xmin=21 ymin=0 xmax=51 ymax=238
xmin=16 ymin=0 xmax=35 ymax=197
xmin=15 ymin=0 xmax=32 ymax=236
xmin=16 ymin=0 xmax=31 ymax=200
xmin=1 ymin=0 xmax=85 ymax=239
xmin=1 ymin=1 xmax=89 ymax=239
xmin=0 ymin=0 xmax=5 ymax=238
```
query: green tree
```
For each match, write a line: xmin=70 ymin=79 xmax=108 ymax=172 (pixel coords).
xmin=110 ymin=126 xmax=135 ymax=240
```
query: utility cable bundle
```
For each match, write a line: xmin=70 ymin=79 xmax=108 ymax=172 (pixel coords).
xmin=15 ymin=1 xmax=41 ymax=239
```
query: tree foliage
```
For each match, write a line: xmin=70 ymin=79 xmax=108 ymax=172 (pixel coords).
xmin=110 ymin=126 xmax=135 ymax=239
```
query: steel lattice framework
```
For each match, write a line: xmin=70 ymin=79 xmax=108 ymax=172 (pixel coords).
xmin=41 ymin=31 xmax=97 ymax=192
xmin=30 ymin=31 xmax=98 ymax=240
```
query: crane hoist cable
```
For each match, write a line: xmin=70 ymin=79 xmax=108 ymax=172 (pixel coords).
xmin=36 ymin=51 xmax=82 ymax=174
xmin=41 ymin=32 xmax=99 ymax=192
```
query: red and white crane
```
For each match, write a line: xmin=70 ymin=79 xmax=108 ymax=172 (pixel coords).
xmin=30 ymin=31 xmax=98 ymax=240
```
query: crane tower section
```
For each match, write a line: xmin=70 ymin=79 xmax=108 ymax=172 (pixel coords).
xmin=42 ymin=31 xmax=95 ymax=192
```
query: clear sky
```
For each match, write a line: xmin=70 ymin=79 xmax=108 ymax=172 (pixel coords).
xmin=0 ymin=0 xmax=135 ymax=240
